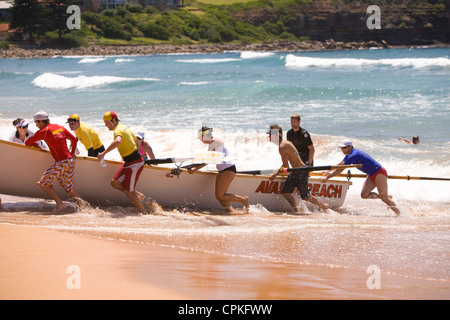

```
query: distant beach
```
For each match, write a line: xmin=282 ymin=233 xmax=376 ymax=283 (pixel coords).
xmin=2 ymin=40 xmax=449 ymax=59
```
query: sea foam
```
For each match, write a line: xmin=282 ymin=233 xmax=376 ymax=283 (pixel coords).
xmin=176 ymin=58 xmax=241 ymax=64
xmin=240 ymin=51 xmax=276 ymax=59
xmin=32 ymin=72 xmax=159 ymax=90
xmin=285 ymin=54 xmax=450 ymax=69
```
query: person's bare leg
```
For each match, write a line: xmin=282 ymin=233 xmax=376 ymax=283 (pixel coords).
xmin=215 ymin=171 xmax=249 ymax=213
xmin=123 ymin=190 xmax=149 ymax=215
xmin=68 ymin=189 xmax=89 ymax=208
xmin=361 ymin=176 xmax=400 ymax=215
xmin=374 ymin=174 xmax=400 ymax=215
xmin=361 ymin=177 xmax=379 ymax=199
xmin=40 ymin=184 xmax=67 ymax=212
xmin=111 ymin=179 xmax=148 ymax=215
xmin=282 ymin=193 xmax=301 ymax=213
xmin=305 ymin=195 xmax=329 ymax=211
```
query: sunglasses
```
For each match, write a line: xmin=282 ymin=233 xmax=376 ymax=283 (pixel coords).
xmin=18 ymin=125 xmax=28 ymax=129
xmin=67 ymin=120 xmax=78 ymax=124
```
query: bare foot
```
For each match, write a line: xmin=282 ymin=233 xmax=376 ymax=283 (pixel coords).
xmin=224 ymin=206 xmax=235 ymax=214
xmin=388 ymin=205 xmax=401 ymax=215
xmin=136 ymin=191 xmax=145 ymax=202
xmin=320 ymin=203 xmax=330 ymax=212
xmin=144 ymin=199 xmax=164 ymax=215
xmin=72 ymin=197 xmax=91 ymax=210
xmin=53 ymin=203 xmax=68 ymax=213
xmin=242 ymin=196 xmax=250 ymax=212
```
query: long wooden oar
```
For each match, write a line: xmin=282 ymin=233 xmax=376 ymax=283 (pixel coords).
xmin=145 ymin=157 xmax=192 ymax=165
xmin=309 ymin=171 xmax=450 ymax=181
xmin=238 ymin=164 xmax=362 ymax=176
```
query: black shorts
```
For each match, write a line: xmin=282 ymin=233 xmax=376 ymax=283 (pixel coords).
xmin=282 ymin=171 xmax=311 ymax=200
xmin=219 ymin=165 xmax=237 ymax=173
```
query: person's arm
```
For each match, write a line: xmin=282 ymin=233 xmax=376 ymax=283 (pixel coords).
xmin=97 ymin=136 xmax=122 ymax=160
xmin=321 ymin=160 xmax=345 ymax=182
xmin=144 ymin=141 xmax=156 ymax=160
xmin=270 ymin=144 xmax=291 ymax=180
xmin=398 ymin=137 xmax=413 ymax=144
xmin=24 ymin=131 xmax=41 ymax=148
xmin=64 ymin=127 xmax=78 ymax=155
xmin=188 ymin=163 xmax=208 ymax=174
xmin=307 ymin=144 xmax=315 ymax=166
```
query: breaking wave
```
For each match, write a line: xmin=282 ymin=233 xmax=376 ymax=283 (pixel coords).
xmin=285 ymin=54 xmax=450 ymax=69
xmin=240 ymin=51 xmax=276 ymax=59
xmin=176 ymin=58 xmax=241 ymax=64
xmin=32 ymin=72 xmax=160 ymax=90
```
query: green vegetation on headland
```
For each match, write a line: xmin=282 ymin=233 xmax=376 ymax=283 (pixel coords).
xmin=1 ymin=0 xmax=449 ymax=53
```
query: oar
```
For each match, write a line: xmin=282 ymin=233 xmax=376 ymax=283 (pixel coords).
xmin=145 ymin=153 xmax=235 ymax=167
xmin=309 ymin=171 xmax=450 ymax=181
xmin=238 ymin=164 xmax=362 ymax=176
xmin=145 ymin=157 xmax=193 ymax=165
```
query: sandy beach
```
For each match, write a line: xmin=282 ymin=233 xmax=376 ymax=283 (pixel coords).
xmin=1 ymin=221 xmax=448 ymax=300
xmin=0 ymin=223 xmax=192 ymax=300
xmin=1 ymin=44 xmax=449 ymax=300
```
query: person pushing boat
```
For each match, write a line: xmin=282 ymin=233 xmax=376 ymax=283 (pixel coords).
xmin=321 ymin=139 xmax=400 ymax=215
xmin=268 ymin=124 xmax=329 ymax=213
xmin=67 ymin=114 xmax=105 ymax=157
xmin=135 ymin=131 xmax=156 ymax=161
xmin=97 ymin=111 xmax=148 ymax=215
xmin=9 ymin=118 xmax=47 ymax=150
xmin=25 ymin=111 xmax=85 ymax=212
xmin=188 ymin=126 xmax=249 ymax=213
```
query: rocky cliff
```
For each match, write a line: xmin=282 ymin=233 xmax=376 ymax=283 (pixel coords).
xmin=232 ymin=0 xmax=450 ymax=45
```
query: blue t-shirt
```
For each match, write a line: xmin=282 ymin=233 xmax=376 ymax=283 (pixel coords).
xmin=343 ymin=148 xmax=382 ymax=176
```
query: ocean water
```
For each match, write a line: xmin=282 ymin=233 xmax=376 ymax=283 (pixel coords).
xmin=0 ymin=47 xmax=449 ymax=296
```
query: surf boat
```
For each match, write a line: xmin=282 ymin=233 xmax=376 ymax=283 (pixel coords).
xmin=0 ymin=139 xmax=352 ymax=212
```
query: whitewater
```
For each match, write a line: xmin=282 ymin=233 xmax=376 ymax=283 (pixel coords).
xmin=0 ymin=48 xmax=449 ymax=295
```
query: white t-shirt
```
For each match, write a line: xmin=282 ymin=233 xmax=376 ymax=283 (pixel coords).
xmin=208 ymin=138 xmax=234 ymax=172
xmin=9 ymin=130 xmax=47 ymax=149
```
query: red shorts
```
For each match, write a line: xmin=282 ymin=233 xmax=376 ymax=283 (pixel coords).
xmin=113 ymin=158 xmax=144 ymax=192
xmin=369 ymin=167 xmax=388 ymax=182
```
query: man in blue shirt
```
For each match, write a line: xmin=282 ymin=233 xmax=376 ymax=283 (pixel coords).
xmin=321 ymin=139 xmax=400 ymax=215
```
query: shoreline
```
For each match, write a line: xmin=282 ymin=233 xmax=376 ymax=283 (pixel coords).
xmin=1 ymin=222 xmax=449 ymax=300
xmin=2 ymin=40 xmax=449 ymax=59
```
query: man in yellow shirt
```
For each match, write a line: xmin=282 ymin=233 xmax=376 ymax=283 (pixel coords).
xmin=97 ymin=111 xmax=148 ymax=215
xmin=67 ymin=114 xmax=105 ymax=157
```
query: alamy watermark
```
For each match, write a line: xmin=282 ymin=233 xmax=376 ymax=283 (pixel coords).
xmin=366 ymin=265 xmax=381 ymax=290
xmin=66 ymin=5 xmax=81 ymax=30
xmin=367 ymin=5 xmax=381 ymax=30
xmin=66 ymin=265 xmax=81 ymax=290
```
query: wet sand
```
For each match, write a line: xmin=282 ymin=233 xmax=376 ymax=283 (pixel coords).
xmin=1 ymin=223 xmax=448 ymax=300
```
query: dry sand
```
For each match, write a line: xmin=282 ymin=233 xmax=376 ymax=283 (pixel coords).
xmin=0 ymin=224 xmax=190 ymax=300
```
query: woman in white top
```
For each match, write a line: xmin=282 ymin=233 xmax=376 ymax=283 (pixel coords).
xmin=189 ymin=126 xmax=249 ymax=213
xmin=8 ymin=118 xmax=47 ymax=150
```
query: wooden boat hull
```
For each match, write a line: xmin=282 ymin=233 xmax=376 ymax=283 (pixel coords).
xmin=0 ymin=139 xmax=351 ymax=211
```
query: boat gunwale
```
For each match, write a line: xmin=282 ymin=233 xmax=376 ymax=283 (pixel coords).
xmin=0 ymin=138 xmax=352 ymax=185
